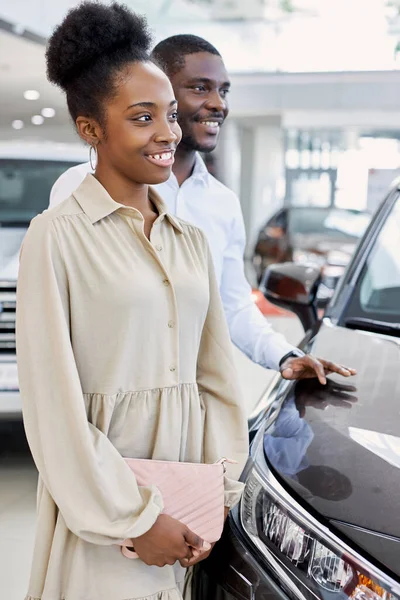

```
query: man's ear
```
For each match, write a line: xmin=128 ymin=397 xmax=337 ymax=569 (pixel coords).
xmin=76 ymin=116 xmax=103 ymax=147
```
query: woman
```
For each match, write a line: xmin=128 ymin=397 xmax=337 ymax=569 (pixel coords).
xmin=16 ymin=3 xmax=248 ymax=600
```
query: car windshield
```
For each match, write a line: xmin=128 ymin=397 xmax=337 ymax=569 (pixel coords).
xmin=0 ymin=159 xmax=78 ymax=224
xmin=344 ymin=194 xmax=400 ymax=325
xmin=289 ymin=208 xmax=369 ymax=239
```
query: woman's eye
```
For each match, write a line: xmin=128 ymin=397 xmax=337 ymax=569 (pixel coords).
xmin=169 ymin=112 xmax=178 ymax=121
xmin=136 ymin=115 xmax=152 ymax=122
xmin=193 ymin=86 xmax=206 ymax=92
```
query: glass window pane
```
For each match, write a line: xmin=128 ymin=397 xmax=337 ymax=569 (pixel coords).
xmin=0 ymin=160 xmax=78 ymax=224
xmin=345 ymin=196 xmax=400 ymax=323
xmin=359 ymin=200 xmax=400 ymax=317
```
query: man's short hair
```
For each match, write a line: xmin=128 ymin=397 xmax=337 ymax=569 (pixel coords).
xmin=151 ymin=34 xmax=221 ymax=77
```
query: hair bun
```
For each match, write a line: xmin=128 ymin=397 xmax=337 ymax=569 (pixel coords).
xmin=46 ymin=2 xmax=151 ymax=89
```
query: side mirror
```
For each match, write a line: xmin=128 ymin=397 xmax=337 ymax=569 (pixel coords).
xmin=259 ymin=262 xmax=322 ymax=331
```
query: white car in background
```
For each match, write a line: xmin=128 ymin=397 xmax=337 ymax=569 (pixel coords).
xmin=0 ymin=141 xmax=87 ymax=421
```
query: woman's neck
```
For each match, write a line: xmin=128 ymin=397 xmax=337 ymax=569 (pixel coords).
xmin=94 ymin=163 xmax=152 ymax=214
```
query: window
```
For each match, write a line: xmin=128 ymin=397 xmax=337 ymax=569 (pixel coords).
xmin=0 ymin=160 xmax=78 ymax=224
xmin=344 ymin=195 xmax=400 ymax=323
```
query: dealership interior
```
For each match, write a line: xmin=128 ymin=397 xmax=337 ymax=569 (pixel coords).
xmin=2 ymin=1 xmax=400 ymax=599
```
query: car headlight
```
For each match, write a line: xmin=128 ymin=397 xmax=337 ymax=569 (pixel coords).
xmin=240 ymin=468 xmax=400 ymax=600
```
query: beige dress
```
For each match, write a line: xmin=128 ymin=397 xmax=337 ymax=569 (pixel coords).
xmin=16 ymin=174 xmax=249 ymax=600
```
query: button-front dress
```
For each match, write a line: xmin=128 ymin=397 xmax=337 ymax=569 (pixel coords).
xmin=16 ymin=175 xmax=249 ymax=600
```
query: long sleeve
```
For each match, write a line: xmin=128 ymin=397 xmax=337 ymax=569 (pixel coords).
xmin=16 ymin=215 xmax=163 ymax=545
xmin=220 ymin=198 xmax=295 ymax=371
xmin=196 ymin=236 xmax=249 ymax=508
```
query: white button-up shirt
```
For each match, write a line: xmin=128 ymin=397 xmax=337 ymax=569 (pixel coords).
xmin=49 ymin=154 xmax=295 ymax=370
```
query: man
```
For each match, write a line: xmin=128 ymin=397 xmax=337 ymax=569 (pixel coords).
xmin=50 ymin=34 xmax=355 ymax=384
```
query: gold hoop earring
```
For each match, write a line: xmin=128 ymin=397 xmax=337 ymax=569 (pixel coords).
xmin=89 ymin=145 xmax=98 ymax=171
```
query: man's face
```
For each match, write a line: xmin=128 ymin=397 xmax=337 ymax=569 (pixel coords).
xmin=170 ymin=52 xmax=230 ymax=153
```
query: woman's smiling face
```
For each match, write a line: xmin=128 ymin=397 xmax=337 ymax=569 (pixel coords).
xmin=78 ymin=61 xmax=182 ymax=185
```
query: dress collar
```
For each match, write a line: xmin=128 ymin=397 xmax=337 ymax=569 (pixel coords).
xmin=73 ymin=174 xmax=183 ymax=233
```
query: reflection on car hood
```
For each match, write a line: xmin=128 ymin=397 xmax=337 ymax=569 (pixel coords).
xmin=0 ymin=227 xmax=27 ymax=281
xmin=263 ymin=321 xmax=400 ymax=541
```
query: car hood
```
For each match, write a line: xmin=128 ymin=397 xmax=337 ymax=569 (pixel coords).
xmin=0 ymin=227 xmax=26 ymax=281
xmin=263 ymin=320 xmax=400 ymax=542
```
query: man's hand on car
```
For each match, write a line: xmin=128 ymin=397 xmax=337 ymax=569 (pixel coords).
xmin=280 ymin=354 xmax=356 ymax=385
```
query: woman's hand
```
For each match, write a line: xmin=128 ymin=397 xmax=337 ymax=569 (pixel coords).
xmin=131 ymin=514 xmax=208 ymax=567
xmin=180 ymin=506 xmax=230 ymax=568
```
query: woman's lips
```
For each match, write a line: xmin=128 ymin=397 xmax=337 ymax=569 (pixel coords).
xmin=145 ymin=151 xmax=175 ymax=167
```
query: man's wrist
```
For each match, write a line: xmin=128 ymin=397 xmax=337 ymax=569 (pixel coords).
xmin=279 ymin=348 xmax=305 ymax=368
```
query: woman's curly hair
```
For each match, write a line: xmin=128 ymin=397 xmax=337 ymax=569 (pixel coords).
xmin=46 ymin=2 xmax=152 ymax=127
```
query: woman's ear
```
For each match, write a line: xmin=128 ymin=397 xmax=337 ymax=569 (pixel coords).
xmin=76 ymin=117 xmax=103 ymax=147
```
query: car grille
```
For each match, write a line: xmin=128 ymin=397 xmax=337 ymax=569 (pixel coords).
xmin=0 ymin=282 xmax=17 ymax=353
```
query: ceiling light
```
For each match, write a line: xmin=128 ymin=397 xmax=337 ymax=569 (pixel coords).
xmin=12 ymin=120 xmax=24 ymax=130
xmin=41 ymin=108 xmax=56 ymax=118
xmin=24 ymin=90 xmax=40 ymax=100
xmin=31 ymin=115 xmax=44 ymax=125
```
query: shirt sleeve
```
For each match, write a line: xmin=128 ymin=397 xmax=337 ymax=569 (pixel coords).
xmin=196 ymin=234 xmax=249 ymax=508
xmin=16 ymin=215 xmax=163 ymax=545
xmin=220 ymin=196 xmax=296 ymax=371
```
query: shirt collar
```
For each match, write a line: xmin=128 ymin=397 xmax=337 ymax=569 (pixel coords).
xmin=162 ymin=152 xmax=210 ymax=189
xmin=191 ymin=153 xmax=211 ymax=186
xmin=73 ymin=174 xmax=184 ymax=233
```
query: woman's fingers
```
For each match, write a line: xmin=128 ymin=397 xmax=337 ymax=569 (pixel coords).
xmin=183 ymin=527 xmax=210 ymax=552
xmin=181 ymin=546 xmax=212 ymax=567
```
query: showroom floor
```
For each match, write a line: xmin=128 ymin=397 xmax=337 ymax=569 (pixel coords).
xmin=0 ymin=315 xmax=302 ymax=600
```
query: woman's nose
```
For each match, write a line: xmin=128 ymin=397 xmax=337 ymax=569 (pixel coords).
xmin=154 ymin=123 xmax=179 ymax=145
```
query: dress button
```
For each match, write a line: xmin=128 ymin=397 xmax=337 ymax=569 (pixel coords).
xmin=155 ymin=245 xmax=163 ymax=251
xmin=163 ymin=279 xmax=170 ymax=286
xmin=169 ymin=366 xmax=176 ymax=372
xmin=168 ymin=320 xmax=174 ymax=328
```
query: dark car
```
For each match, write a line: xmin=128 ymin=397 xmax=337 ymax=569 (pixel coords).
xmin=193 ymin=183 xmax=400 ymax=600
xmin=253 ymin=206 xmax=370 ymax=305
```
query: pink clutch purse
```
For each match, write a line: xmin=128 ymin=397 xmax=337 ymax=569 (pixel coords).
xmin=120 ymin=457 xmax=233 ymax=559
